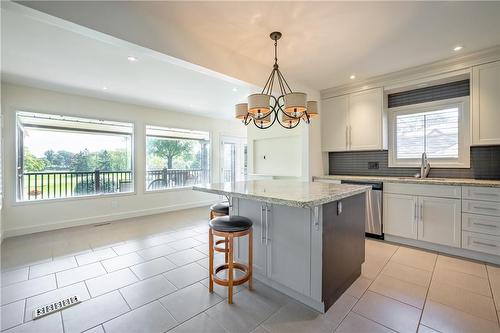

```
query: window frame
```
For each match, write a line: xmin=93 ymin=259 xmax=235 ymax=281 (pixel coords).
xmin=388 ymin=97 xmax=470 ymax=168
xmin=144 ymin=124 xmax=212 ymax=193
xmin=15 ymin=110 xmax=136 ymax=203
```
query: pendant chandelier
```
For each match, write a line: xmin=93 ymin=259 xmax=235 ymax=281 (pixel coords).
xmin=235 ymin=32 xmax=318 ymax=129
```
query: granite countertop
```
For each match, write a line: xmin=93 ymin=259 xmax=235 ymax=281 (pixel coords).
xmin=192 ymin=180 xmax=370 ymax=208
xmin=314 ymin=175 xmax=500 ymax=187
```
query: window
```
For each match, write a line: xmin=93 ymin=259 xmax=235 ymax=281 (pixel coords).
xmin=16 ymin=112 xmax=134 ymax=201
xmin=388 ymin=97 xmax=470 ymax=167
xmin=145 ymin=126 xmax=210 ymax=190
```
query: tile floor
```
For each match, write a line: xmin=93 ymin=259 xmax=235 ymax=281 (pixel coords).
xmin=1 ymin=207 xmax=499 ymax=333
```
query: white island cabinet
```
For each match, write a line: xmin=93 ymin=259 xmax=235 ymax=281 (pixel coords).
xmin=193 ymin=179 xmax=369 ymax=313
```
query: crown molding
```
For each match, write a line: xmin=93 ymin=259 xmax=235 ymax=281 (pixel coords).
xmin=321 ymin=45 xmax=500 ymax=100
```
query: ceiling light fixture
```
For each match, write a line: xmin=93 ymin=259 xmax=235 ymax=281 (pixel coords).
xmin=350 ymin=75 xmax=356 ymax=80
xmin=102 ymin=86 xmax=108 ymax=91
xmin=232 ymin=87 xmax=238 ymax=92
xmin=453 ymin=45 xmax=463 ymax=52
xmin=127 ymin=56 xmax=138 ymax=62
xmin=234 ymin=32 xmax=317 ymax=129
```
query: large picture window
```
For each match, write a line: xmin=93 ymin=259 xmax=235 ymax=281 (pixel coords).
xmin=17 ymin=112 xmax=134 ymax=201
xmin=388 ymin=97 xmax=470 ymax=168
xmin=146 ymin=126 xmax=210 ymax=191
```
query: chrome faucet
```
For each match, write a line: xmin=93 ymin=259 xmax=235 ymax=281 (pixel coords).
xmin=420 ymin=152 xmax=431 ymax=178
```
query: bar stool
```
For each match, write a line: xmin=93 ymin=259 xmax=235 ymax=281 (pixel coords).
xmin=208 ymin=215 xmax=253 ymax=304
xmin=209 ymin=202 xmax=230 ymax=262
xmin=209 ymin=202 xmax=229 ymax=219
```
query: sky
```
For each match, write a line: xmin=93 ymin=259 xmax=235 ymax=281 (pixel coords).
xmin=25 ymin=128 xmax=130 ymax=157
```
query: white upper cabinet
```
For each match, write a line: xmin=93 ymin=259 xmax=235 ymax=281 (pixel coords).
xmin=348 ymin=88 xmax=384 ymax=151
xmin=472 ymin=60 xmax=500 ymax=145
xmin=321 ymin=88 xmax=384 ymax=151
xmin=321 ymin=94 xmax=349 ymax=151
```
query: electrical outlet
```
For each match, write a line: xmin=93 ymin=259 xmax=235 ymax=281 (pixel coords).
xmin=368 ymin=162 xmax=379 ymax=169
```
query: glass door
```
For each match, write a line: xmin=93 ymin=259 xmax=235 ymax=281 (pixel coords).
xmin=220 ymin=136 xmax=247 ymax=183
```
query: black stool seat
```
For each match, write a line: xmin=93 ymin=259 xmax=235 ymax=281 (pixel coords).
xmin=210 ymin=202 xmax=229 ymax=215
xmin=209 ymin=215 xmax=252 ymax=232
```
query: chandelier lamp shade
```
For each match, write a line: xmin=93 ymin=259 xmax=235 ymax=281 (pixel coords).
xmin=235 ymin=32 xmax=318 ymax=129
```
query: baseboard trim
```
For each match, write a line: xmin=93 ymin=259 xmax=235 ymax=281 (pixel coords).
xmin=3 ymin=199 xmax=217 ymax=239
xmin=385 ymin=235 xmax=500 ymax=265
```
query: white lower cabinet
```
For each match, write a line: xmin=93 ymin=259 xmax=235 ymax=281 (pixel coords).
xmin=419 ymin=196 xmax=461 ymax=247
xmin=462 ymin=231 xmax=500 ymax=256
xmin=235 ymin=199 xmax=312 ymax=296
xmin=384 ymin=185 xmax=461 ymax=248
xmin=383 ymin=193 xmax=418 ymax=239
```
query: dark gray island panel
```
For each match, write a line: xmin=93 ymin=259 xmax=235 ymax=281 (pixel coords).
xmin=322 ymin=193 xmax=366 ymax=310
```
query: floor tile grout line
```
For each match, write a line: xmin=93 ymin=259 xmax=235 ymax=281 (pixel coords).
xmin=417 ymin=251 xmax=438 ymax=330
xmin=337 ymin=243 xmax=402 ymax=332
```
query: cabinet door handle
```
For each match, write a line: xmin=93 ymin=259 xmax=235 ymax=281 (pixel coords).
xmin=420 ymin=203 xmax=423 ymax=222
xmin=260 ymin=205 xmax=264 ymax=244
xmin=473 ymin=222 xmax=498 ymax=229
xmin=472 ymin=241 xmax=497 ymax=248
xmin=265 ymin=206 xmax=270 ymax=244
xmin=345 ymin=126 xmax=348 ymax=149
xmin=349 ymin=125 xmax=352 ymax=148
xmin=414 ymin=201 xmax=418 ymax=223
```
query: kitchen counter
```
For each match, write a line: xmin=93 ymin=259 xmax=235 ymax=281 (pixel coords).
xmin=314 ymin=175 xmax=500 ymax=187
xmin=193 ymin=179 xmax=369 ymax=208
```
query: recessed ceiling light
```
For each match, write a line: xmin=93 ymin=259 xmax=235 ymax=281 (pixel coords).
xmin=102 ymin=86 xmax=108 ymax=91
xmin=350 ymin=75 xmax=356 ymax=80
xmin=127 ymin=56 xmax=138 ymax=62
xmin=232 ymin=87 xmax=238 ymax=92
xmin=453 ymin=45 xmax=463 ymax=52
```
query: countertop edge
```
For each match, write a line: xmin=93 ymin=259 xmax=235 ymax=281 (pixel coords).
xmin=313 ymin=175 xmax=500 ymax=187
xmin=192 ymin=185 xmax=369 ymax=208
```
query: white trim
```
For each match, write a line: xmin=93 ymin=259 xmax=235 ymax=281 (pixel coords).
xmin=321 ymin=45 xmax=500 ymax=99
xmin=2 ymin=199 xmax=217 ymax=238
xmin=384 ymin=235 xmax=500 ymax=265
xmin=388 ymin=97 xmax=470 ymax=168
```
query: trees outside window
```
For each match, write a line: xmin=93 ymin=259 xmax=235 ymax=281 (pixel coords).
xmin=146 ymin=126 xmax=210 ymax=190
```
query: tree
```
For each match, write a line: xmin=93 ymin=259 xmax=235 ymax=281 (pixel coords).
xmin=147 ymin=138 xmax=193 ymax=169
xmin=44 ymin=150 xmax=55 ymax=166
xmin=96 ymin=150 xmax=112 ymax=171
xmin=24 ymin=149 xmax=46 ymax=172
xmin=70 ymin=149 xmax=92 ymax=171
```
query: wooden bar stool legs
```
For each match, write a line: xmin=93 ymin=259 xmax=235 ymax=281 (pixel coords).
xmin=208 ymin=225 xmax=253 ymax=304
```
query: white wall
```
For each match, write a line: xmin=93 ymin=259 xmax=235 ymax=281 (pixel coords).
xmin=246 ymin=85 xmax=323 ymax=180
xmin=1 ymin=83 xmax=246 ymax=237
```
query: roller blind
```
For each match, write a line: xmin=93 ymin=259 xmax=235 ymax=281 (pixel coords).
xmin=388 ymin=79 xmax=469 ymax=108
xmin=396 ymin=107 xmax=459 ymax=159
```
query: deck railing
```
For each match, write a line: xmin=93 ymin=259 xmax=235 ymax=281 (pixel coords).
xmin=21 ymin=168 xmax=209 ymax=200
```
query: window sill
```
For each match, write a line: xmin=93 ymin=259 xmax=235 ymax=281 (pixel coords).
xmin=13 ymin=191 xmax=137 ymax=206
xmin=144 ymin=186 xmax=197 ymax=194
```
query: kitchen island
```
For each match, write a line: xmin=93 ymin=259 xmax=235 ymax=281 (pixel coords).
xmin=193 ymin=180 xmax=369 ymax=312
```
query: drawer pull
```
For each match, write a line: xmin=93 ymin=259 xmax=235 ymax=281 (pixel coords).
xmin=473 ymin=222 xmax=498 ymax=228
xmin=473 ymin=192 xmax=499 ymax=197
xmin=472 ymin=241 xmax=497 ymax=248
xmin=473 ymin=206 xmax=498 ymax=211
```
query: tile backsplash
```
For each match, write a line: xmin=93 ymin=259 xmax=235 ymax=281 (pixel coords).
xmin=328 ymin=146 xmax=500 ymax=179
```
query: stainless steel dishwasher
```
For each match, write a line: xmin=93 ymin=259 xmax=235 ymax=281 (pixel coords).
xmin=341 ymin=180 xmax=383 ymax=239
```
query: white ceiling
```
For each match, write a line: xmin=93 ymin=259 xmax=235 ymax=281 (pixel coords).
xmin=16 ymin=1 xmax=500 ymax=91
xmin=1 ymin=2 xmax=258 ymax=120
